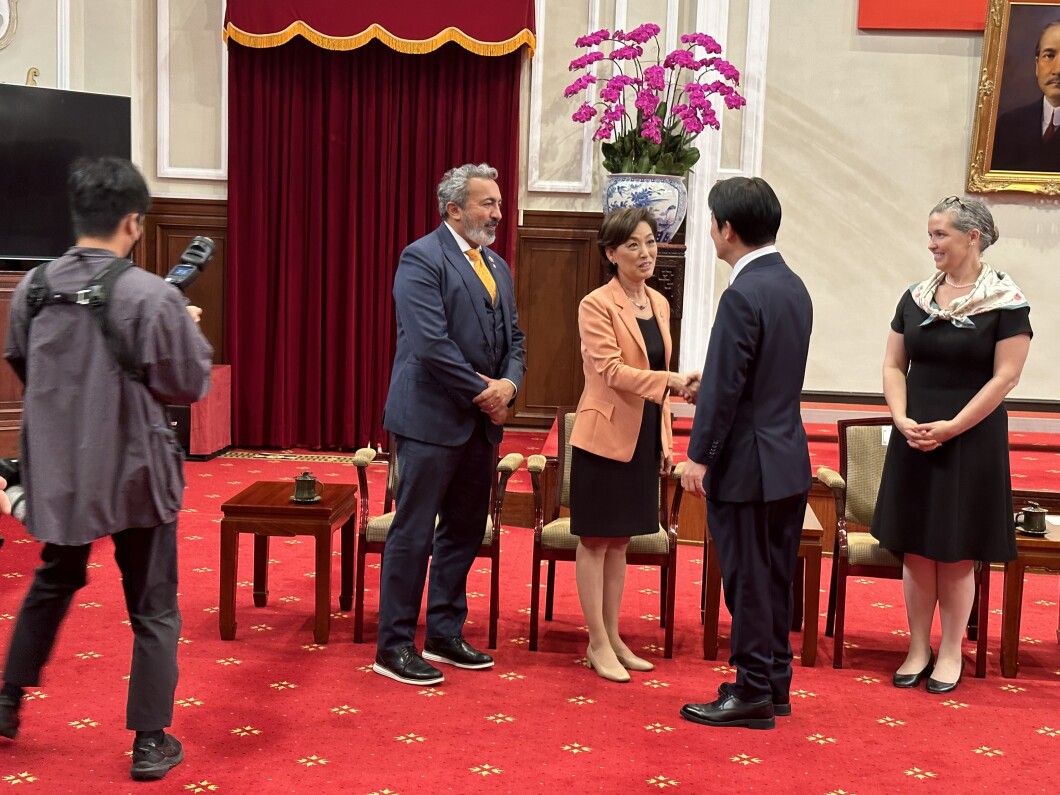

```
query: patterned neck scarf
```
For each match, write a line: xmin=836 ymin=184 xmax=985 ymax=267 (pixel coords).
xmin=910 ymin=264 xmax=1027 ymax=328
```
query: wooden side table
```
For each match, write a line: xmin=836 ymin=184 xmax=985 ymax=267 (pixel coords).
xmin=702 ymin=504 xmax=824 ymax=666
xmin=1000 ymin=523 xmax=1060 ymax=678
xmin=219 ymin=481 xmax=358 ymax=644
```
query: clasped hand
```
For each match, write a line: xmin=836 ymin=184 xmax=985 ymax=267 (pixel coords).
xmin=667 ymin=371 xmax=702 ymax=403
xmin=474 ymin=374 xmax=515 ymax=426
xmin=896 ymin=417 xmax=957 ymax=452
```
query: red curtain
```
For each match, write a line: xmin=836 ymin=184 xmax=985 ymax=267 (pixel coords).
xmin=858 ymin=0 xmax=986 ymax=31
xmin=226 ymin=38 xmax=523 ymax=449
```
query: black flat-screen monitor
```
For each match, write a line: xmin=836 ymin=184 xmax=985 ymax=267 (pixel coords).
xmin=0 ymin=85 xmax=131 ymax=265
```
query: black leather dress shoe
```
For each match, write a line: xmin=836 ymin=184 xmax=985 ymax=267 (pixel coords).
xmin=718 ymin=682 xmax=789 ymax=717
xmin=0 ymin=693 xmax=19 ymax=740
xmin=423 ymin=636 xmax=494 ymax=669
xmin=926 ymin=660 xmax=964 ymax=695
xmin=892 ymin=652 xmax=934 ymax=689
xmin=373 ymin=646 xmax=444 ymax=685
xmin=681 ymin=693 xmax=775 ymax=730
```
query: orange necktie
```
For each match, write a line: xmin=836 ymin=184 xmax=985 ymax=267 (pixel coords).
xmin=467 ymin=248 xmax=497 ymax=303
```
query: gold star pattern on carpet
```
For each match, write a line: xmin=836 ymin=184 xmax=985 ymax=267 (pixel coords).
xmin=469 ymin=763 xmax=503 ymax=776
xmin=644 ymin=722 xmax=674 ymax=733
xmin=176 ymin=697 xmax=203 ymax=707
xmin=486 ymin=713 xmax=514 ymax=724
xmin=646 ymin=774 xmax=679 ymax=788
xmin=2 ymin=773 xmax=37 ymax=784
xmin=270 ymin=681 xmax=297 ymax=690
xmin=807 ymin=733 xmax=837 ymax=745
xmin=877 ymin=716 xmax=906 ymax=727
xmin=297 ymin=755 xmax=328 ymax=766
xmin=562 ymin=742 xmax=591 ymax=754
xmin=68 ymin=717 xmax=99 ymax=729
xmin=331 ymin=704 xmax=359 ymax=715
xmin=232 ymin=726 xmax=262 ymax=736
xmin=973 ymin=746 xmax=1004 ymax=758
xmin=904 ymin=767 xmax=937 ymax=780
xmin=395 ymin=732 xmax=425 ymax=744
xmin=730 ymin=754 xmax=761 ymax=765
xmin=183 ymin=781 xmax=219 ymax=792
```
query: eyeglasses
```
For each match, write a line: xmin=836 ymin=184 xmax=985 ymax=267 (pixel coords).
xmin=941 ymin=195 xmax=968 ymax=208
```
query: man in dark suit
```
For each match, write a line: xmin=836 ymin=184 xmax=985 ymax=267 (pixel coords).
xmin=992 ymin=20 xmax=1060 ymax=172
xmin=373 ymin=163 xmax=526 ymax=686
xmin=679 ymin=177 xmax=813 ymax=730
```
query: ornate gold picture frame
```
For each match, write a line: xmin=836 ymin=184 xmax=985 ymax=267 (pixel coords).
xmin=967 ymin=0 xmax=1060 ymax=194
xmin=0 ymin=0 xmax=18 ymax=50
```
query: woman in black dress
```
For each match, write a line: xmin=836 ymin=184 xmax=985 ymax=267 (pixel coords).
xmin=568 ymin=208 xmax=697 ymax=682
xmin=871 ymin=196 xmax=1032 ymax=693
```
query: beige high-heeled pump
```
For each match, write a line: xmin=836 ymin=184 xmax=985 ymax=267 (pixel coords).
xmin=615 ymin=651 xmax=654 ymax=672
xmin=586 ymin=645 xmax=630 ymax=683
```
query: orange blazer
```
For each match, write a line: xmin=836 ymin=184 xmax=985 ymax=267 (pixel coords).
xmin=569 ymin=278 xmax=673 ymax=463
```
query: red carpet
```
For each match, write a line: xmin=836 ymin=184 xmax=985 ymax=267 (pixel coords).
xmin=0 ymin=451 xmax=1058 ymax=793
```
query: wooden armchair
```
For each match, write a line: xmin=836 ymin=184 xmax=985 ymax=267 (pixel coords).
xmin=525 ymin=408 xmax=681 ymax=657
xmin=350 ymin=443 xmax=524 ymax=649
xmin=818 ymin=416 xmax=988 ymax=677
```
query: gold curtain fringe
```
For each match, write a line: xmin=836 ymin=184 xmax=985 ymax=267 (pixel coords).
xmin=223 ymin=21 xmax=536 ymax=57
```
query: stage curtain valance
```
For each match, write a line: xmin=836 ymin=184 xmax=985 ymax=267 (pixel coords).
xmin=223 ymin=1 xmax=536 ymax=56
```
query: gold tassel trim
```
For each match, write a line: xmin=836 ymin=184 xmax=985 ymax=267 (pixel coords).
xmin=223 ymin=21 xmax=536 ymax=57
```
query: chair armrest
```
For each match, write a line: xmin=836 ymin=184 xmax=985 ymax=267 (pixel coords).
xmin=670 ymin=461 xmax=685 ymax=479
xmin=527 ymin=454 xmax=547 ymax=474
xmin=816 ymin=466 xmax=844 ymax=491
xmin=352 ymin=447 xmax=377 ymax=468
xmin=497 ymin=453 xmax=524 ymax=474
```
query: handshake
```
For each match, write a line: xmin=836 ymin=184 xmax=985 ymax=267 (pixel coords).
xmin=667 ymin=371 xmax=702 ymax=403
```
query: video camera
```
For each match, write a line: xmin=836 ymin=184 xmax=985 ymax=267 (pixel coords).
xmin=163 ymin=236 xmax=215 ymax=293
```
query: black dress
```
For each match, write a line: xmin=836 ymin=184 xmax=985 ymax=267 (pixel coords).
xmin=871 ymin=291 xmax=1032 ymax=563
xmin=569 ymin=316 xmax=664 ymax=537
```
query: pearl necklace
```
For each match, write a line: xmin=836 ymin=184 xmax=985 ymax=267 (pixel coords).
xmin=944 ymin=276 xmax=977 ymax=289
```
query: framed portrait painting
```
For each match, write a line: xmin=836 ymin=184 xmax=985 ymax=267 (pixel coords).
xmin=967 ymin=0 xmax=1060 ymax=193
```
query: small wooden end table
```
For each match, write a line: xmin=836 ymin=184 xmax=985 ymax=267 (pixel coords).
xmin=703 ymin=504 xmax=824 ymax=666
xmin=219 ymin=480 xmax=358 ymax=644
xmin=1000 ymin=522 xmax=1060 ymax=678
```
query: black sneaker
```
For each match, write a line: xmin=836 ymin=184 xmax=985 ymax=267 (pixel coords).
xmin=373 ymin=645 xmax=444 ymax=685
xmin=423 ymin=636 xmax=494 ymax=669
xmin=130 ymin=733 xmax=184 ymax=781
xmin=0 ymin=693 xmax=19 ymax=740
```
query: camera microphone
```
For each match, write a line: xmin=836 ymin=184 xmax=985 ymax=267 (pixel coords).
xmin=164 ymin=236 xmax=215 ymax=293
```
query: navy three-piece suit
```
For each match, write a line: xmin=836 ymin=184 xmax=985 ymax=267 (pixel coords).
xmin=378 ymin=223 xmax=526 ymax=652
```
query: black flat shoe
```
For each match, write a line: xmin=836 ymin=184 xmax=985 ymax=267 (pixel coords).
xmin=423 ymin=636 xmax=494 ymax=669
xmin=926 ymin=660 xmax=964 ymax=695
xmin=892 ymin=652 xmax=934 ymax=689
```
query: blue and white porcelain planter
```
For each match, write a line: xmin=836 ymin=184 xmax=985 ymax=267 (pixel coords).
xmin=603 ymin=173 xmax=688 ymax=243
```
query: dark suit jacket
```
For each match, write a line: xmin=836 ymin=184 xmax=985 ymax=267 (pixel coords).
xmin=992 ymin=100 xmax=1060 ymax=172
xmin=383 ymin=223 xmax=526 ymax=446
xmin=688 ymin=251 xmax=813 ymax=503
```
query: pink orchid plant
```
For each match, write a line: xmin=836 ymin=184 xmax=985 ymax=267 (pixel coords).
xmin=565 ymin=23 xmax=746 ymax=176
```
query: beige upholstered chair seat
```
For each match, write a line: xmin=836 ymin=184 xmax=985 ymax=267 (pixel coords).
xmin=539 ymin=518 xmax=669 ymax=555
xmin=366 ymin=512 xmax=494 ymax=545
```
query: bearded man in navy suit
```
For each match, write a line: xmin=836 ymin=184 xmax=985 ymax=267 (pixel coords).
xmin=373 ymin=163 xmax=526 ymax=686
xmin=679 ymin=177 xmax=813 ymax=730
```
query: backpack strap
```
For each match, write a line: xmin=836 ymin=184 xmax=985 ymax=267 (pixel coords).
xmin=23 ymin=258 xmax=145 ymax=383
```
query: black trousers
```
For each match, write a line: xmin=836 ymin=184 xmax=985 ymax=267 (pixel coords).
xmin=376 ymin=429 xmax=494 ymax=652
xmin=707 ymin=492 xmax=808 ymax=703
xmin=3 ymin=521 xmax=182 ymax=731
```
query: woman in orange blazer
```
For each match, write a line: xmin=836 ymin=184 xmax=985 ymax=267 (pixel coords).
xmin=569 ymin=207 xmax=697 ymax=683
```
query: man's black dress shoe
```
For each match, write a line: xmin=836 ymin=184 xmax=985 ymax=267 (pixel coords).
xmin=926 ymin=660 xmax=963 ymax=695
xmin=681 ymin=692 xmax=775 ymax=730
xmin=718 ymin=682 xmax=790 ymax=717
xmin=423 ymin=636 xmax=494 ymax=669
xmin=892 ymin=652 xmax=934 ymax=689
xmin=373 ymin=646 xmax=444 ymax=685
xmin=0 ymin=693 xmax=20 ymax=739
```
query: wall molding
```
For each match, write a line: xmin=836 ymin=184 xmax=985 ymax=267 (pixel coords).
xmin=157 ymin=0 xmax=228 ymax=180
xmin=527 ymin=0 xmax=599 ymax=193
xmin=56 ymin=0 xmax=69 ymax=88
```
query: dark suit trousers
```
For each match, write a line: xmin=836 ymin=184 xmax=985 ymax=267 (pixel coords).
xmin=376 ymin=428 xmax=494 ymax=651
xmin=707 ymin=492 xmax=808 ymax=702
xmin=3 ymin=521 xmax=182 ymax=731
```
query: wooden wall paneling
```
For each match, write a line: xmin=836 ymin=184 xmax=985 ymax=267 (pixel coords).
xmin=136 ymin=198 xmax=227 ymax=363
xmin=0 ymin=273 xmax=24 ymax=457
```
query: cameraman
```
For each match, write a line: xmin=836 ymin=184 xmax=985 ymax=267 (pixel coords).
xmin=0 ymin=157 xmax=212 ymax=782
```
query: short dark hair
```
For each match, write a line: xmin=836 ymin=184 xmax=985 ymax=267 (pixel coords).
xmin=707 ymin=176 xmax=781 ymax=247
xmin=68 ymin=157 xmax=150 ymax=239
xmin=598 ymin=207 xmax=658 ymax=275
xmin=1035 ymin=20 xmax=1060 ymax=56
